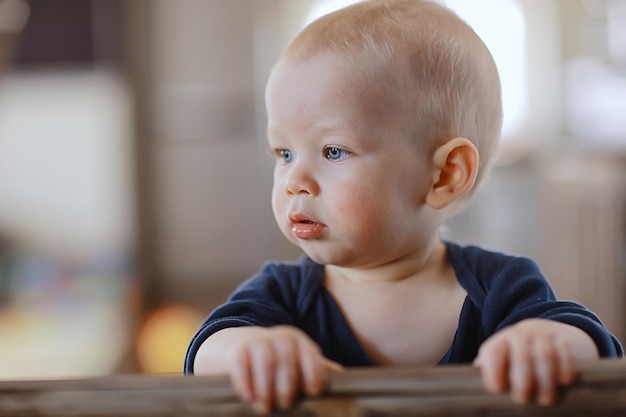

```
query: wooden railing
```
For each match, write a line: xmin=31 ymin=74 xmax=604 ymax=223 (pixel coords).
xmin=1 ymin=359 xmax=625 ymax=416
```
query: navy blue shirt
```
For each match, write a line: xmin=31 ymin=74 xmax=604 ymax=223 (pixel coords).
xmin=184 ymin=241 xmax=623 ymax=373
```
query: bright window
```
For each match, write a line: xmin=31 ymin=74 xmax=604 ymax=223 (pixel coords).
xmin=305 ymin=0 xmax=362 ymax=26
xmin=444 ymin=0 xmax=527 ymax=140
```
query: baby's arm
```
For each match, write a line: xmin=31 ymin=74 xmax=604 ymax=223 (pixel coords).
xmin=194 ymin=325 xmax=342 ymax=412
xmin=474 ymin=318 xmax=598 ymax=405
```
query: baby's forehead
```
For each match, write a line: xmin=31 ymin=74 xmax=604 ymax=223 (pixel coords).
xmin=267 ymin=51 xmax=411 ymax=139
xmin=277 ymin=49 xmax=404 ymax=105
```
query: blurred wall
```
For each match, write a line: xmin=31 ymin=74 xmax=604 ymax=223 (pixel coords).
xmin=141 ymin=0 xmax=300 ymax=308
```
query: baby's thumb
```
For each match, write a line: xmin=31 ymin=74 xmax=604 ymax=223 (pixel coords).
xmin=323 ymin=358 xmax=344 ymax=372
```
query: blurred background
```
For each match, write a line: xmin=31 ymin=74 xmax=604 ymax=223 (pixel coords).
xmin=0 ymin=0 xmax=624 ymax=378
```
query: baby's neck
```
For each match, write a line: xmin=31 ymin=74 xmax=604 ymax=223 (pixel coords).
xmin=324 ymin=239 xmax=448 ymax=286
xmin=322 ymin=239 xmax=464 ymax=366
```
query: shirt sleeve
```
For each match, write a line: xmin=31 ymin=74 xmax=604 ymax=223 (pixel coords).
xmin=480 ymin=256 xmax=623 ymax=358
xmin=183 ymin=263 xmax=301 ymax=375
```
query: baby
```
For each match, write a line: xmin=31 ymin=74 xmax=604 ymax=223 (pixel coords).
xmin=185 ymin=0 xmax=623 ymax=412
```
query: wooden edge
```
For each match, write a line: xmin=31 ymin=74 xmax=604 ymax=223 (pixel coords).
xmin=0 ymin=358 xmax=625 ymax=393
xmin=0 ymin=358 xmax=625 ymax=416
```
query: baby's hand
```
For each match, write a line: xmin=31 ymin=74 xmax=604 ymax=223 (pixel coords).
xmin=195 ymin=326 xmax=342 ymax=412
xmin=474 ymin=318 xmax=598 ymax=406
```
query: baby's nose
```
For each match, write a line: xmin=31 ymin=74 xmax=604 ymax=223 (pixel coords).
xmin=285 ymin=164 xmax=319 ymax=196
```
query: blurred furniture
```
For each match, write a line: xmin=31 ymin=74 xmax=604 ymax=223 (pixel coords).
xmin=0 ymin=67 xmax=137 ymax=379
xmin=539 ymin=151 xmax=626 ymax=344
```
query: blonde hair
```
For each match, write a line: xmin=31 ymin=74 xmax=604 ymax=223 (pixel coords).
xmin=283 ymin=0 xmax=502 ymax=188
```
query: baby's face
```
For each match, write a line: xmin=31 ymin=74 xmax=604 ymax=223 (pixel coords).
xmin=265 ymin=52 xmax=437 ymax=268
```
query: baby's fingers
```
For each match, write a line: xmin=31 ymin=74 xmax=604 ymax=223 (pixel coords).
xmin=509 ymin=338 xmax=534 ymax=404
xmin=474 ymin=340 xmax=510 ymax=394
xmin=228 ymin=348 xmax=253 ymax=403
xmin=555 ymin=338 xmax=576 ymax=386
xmin=274 ymin=339 xmax=299 ymax=410
xmin=323 ymin=357 xmax=344 ymax=372
xmin=298 ymin=345 xmax=327 ymax=397
xmin=531 ymin=338 xmax=558 ymax=406
xmin=250 ymin=343 xmax=276 ymax=412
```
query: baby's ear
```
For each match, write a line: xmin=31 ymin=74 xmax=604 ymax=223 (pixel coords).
xmin=425 ymin=137 xmax=479 ymax=210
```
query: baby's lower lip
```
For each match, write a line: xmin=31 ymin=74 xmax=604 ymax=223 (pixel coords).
xmin=291 ymin=221 xmax=326 ymax=239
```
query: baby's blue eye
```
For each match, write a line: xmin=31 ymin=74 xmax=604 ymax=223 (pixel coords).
xmin=325 ymin=146 xmax=350 ymax=161
xmin=279 ymin=149 xmax=293 ymax=163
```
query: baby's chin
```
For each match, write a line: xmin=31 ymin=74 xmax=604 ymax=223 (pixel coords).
xmin=285 ymin=239 xmax=335 ymax=264
xmin=278 ymin=227 xmax=375 ymax=266
xmin=297 ymin=245 xmax=369 ymax=268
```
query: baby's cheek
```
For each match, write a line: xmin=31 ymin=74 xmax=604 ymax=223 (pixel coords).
xmin=336 ymin=201 xmax=388 ymax=241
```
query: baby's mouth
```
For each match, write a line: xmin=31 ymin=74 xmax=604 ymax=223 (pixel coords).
xmin=289 ymin=214 xmax=326 ymax=238
xmin=289 ymin=212 xmax=318 ymax=225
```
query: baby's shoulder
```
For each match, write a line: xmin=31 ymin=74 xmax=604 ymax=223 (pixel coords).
xmin=447 ymin=240 xmax=539 ymax=271
xmin=445 ymin=241 xmax=545 ymax=289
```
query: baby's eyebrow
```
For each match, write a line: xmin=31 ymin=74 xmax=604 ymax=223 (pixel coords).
xmin=317 ymin=124 xmax=351 ymax=136
xmin=267 ymin=123 xmax=359 ymax=140
xmin=313 ymin=120 xmax=371 ymax=139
